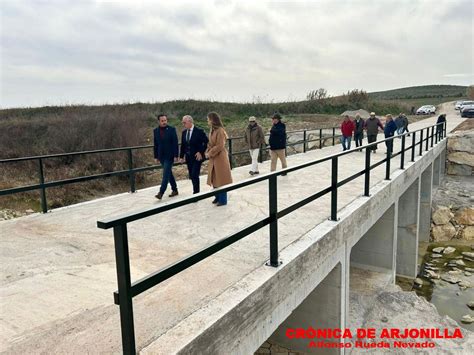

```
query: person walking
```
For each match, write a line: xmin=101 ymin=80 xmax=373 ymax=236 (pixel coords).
xmin=364 ymin=112 xmax=384 ymax=153
xmin=384 ymin=114 xmax=397 ymax=154
xmin=353 ymin=114 xmax=365 ymax=151
xmin=245 ymin=116 xmax=265 ymax=175
xmin=179 ymin=115 xmax=209 ymax=194
xmin=436 ymin=113 xmax=446 ymax=140
xmin=401 ymin=114 xmax=410 ymax=134
xmin=269 ymin=113 xmax=287 ymax=174
xmin=395 ymin=114 xmax=404 ymax=135
xmin=205 ymin=112 xmax=233 ymax=206
xmin=153 ymin=113 xmax=179 ymax=199
xmin=340 ymin=115 xmax=355 ymax=151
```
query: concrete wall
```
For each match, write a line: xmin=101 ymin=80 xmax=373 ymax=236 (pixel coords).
xmin=433 ymin=156 xmax=441 ymax=187
xmin=269 ymin=263 xmax=342 ymax=354
xmin=419 ymin=163 xmax=433 ymax=242
xmin=396 ymin=178 xmax=420 ymax=278
xmin=350 ymin=204 xmax=396 ymax=275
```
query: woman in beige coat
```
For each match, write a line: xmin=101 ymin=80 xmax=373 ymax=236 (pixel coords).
xmin=205 ymin=112 xmax=233 ymax=206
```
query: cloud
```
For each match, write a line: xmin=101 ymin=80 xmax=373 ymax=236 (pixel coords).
xmin=0 ymin=0 xmax=472 ymax=108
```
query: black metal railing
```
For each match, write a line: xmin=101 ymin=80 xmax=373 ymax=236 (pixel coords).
xmin=97 ymin=122 xmax=446 ymax=354
xmin=0 ymin=127 xmax=341 ymax=213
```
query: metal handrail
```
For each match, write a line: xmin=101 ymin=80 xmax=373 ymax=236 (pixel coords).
xmin=97 ymin=122 xmax=446 ymax=354
xmin=0 ymin=126 xmax=340 ymax=213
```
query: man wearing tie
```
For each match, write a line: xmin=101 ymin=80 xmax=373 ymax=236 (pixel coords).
xmin=179 ymin=115 xmax=209 ymax=194
xmin=153 ymin=113 xmax=179 ymax=199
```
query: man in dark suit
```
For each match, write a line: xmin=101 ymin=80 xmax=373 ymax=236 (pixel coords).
xmin=179 ymin=115 xmax=209 ymax=194
xmin=153 ymin=113 xmax=179 ymax=199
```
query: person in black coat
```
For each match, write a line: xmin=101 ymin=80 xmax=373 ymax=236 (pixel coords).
xmin=269 ymin=113 xmax=288 ymax=173
xmin=179 ymin=115 xmax=209 ymax=194
xmin=153 ymin=113 xmax=179 ymax=199
xmin=436 ymin=114 xmax=446 ymax=140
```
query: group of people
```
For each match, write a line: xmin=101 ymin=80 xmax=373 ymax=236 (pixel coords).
xmin=153 ymin=112 xmax=288 ymax=207
xmin=245 ymin=113 xmax=287 ymax=175
xmin=153 ymin=112 xmax=232 ymax=206
xmin=339 ymin=112 xmax=411 ymax=154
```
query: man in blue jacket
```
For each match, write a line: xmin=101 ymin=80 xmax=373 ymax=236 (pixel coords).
xmin=154 ymin=113 xmax=179 ymax=199
xmin=384 ymin=114 xmax=397 ymax=155
xmin=179 ymin=115 xmax=208 ymax=194
xmin=269 ymin=113 xmax=288 ymax=174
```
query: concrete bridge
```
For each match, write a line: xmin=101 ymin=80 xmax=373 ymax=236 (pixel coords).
xmin=0 ymin=107 xmax=469 ymax=354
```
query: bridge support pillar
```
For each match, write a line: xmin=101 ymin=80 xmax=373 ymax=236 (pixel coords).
xmin=419 ymin=163 xmax=433 ymax=242
xmin=433 ymin=155 xmax=441 ymax=187
xmin=396 ymin=178 xmax=420 ymax=278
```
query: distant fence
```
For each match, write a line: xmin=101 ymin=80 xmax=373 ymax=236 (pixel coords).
xmin=0 ymin=127 xmax=341 ymax=213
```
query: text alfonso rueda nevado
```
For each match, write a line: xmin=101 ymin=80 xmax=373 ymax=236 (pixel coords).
xmin=286 ymin=327 xmax=464 ymax=349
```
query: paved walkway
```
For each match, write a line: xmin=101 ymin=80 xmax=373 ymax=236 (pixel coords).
xmin=0 ymin=104 xmax=465 ymax=352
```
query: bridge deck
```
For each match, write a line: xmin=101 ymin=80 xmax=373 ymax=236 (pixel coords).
xmin=0 ymin=107 xmax=464 ymax=353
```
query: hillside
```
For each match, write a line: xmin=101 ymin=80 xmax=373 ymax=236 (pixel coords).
xmin=368 ymin=85 xmax=467 ymax=100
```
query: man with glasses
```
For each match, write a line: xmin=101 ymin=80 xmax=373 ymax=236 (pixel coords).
xmin=179 ymin=115 xmax=209 ymax=194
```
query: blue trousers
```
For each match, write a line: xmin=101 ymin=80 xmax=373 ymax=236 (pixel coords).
xmin=216 ymin=191 xmax=227 ymax=205
xmin=341 ymin=136 xmax=352 ymax=151
xmin=160 ymin=159 xmax=177 ymax=194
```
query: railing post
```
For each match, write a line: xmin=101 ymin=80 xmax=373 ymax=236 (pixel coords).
xmin=364 ymin=147 xmax=371 ymax=196
xmin=303 ymin=130 xmax=307 ymax=153
xmin=430 ymin=126 xmax=434 ymax=147
xmin=419 ymin=129 xmax=423 ymax=156
xmin=435 ymin=125 xmax=438 ymax=144
xmin=127 ymin=149 xmax=136 ymax=193
xmin=268 ymin=175 xmax=280 ymax=267
xmin=444 ymin=121 xmax=447 ymax=138
xmin=332 ymin=127 xmax=336 ymax=146
xmin=258 ymin=144 xmax=263 ymax=163
xmin=113 ymin=224 xmax=136 ymax=355
xmin=400 ymin=134 xmax=406 ymax=169
xmin=411 ymin=132 xmax=416 ymax=162
xmin=425 ymin=127 xmax=429 ymax=151
xmin=385 ymin=141 xmax=391 ymax=180
xmin=228 ymin=138 xmax=234 ymax=169
xmin=330 ymin=157 xmax=338 ymax=220
xmin=319 ymin=129 xmax=323 ymax=149
xmin=38 ymin=158 xmax=47 ymax=213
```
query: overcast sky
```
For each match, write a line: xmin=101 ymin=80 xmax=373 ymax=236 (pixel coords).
xmin=0 ymin=0 xmax=472 ymax=108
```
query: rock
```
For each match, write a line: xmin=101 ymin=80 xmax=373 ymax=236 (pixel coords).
xmin=459 ymin=280 xmax=472 ymax=288
xmin=468 ymin=301 xmax=474 ymax=310
xmin=461 ymin=314 xmax=474 ymax=324
xmin=443 ymin=246 xmax=456 ymax=254
xmin=461 ymin=226 xmax=474 ymax=240
xmin=455 ymin=207 xmax=474 ymax=226
xmin=447 ymin=131 xmax=474 ymax=153
xmin=25 ymin=209 xmax=34 ymax=213
xmin=448 ymin=270 xmax=462 ymax=275
xmin=447 ymin=162 xmax=472 ymax=176
xmin=431 ymin=253 xmax=444 ymax=258
xmin=441 ymin=275 xmax=460 ymax=284
xmin=456 ymin=259 xmax=466 ymax=266
xmin=466 ymin=272 xmax=472 ymax=277
xmin=466 ymin=267 xmax=474 ymax=272
xmin=432 ymin=206 xmax=454 ymax=225
xmin=414 ymin=278 xmax=425 ymax=286
xmin=381 ymin=316 xmax=388 ymax=323
xmin=466 ymin=257 xmax=474 ymax=262
xmin=431 ymin=223 xmax=457 ymax=241
xmin=424 ymin=269 xmax=440 ymax=279
xmin=432 ymin=247 xmax=445 ymax=253
xmin=448 ymin=152 xmax=474 ymax=167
